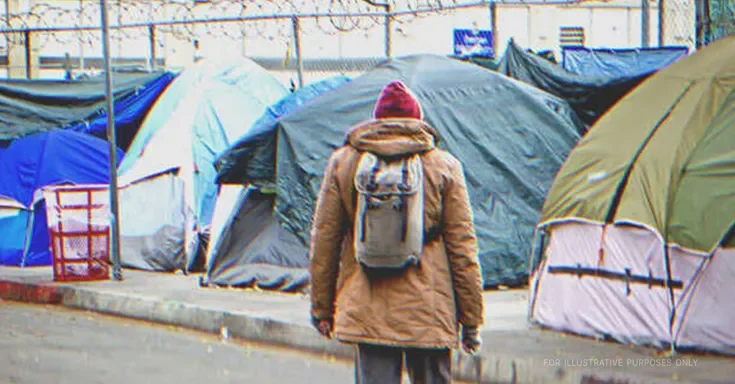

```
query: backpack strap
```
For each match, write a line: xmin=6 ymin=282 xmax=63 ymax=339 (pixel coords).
xmin=360 ymin=154 xmax=381 ymax=242
xmin=399 ymin=158 xmax=410 ymax=241
xmin=366 ymin=155 xmax=381 ymax=195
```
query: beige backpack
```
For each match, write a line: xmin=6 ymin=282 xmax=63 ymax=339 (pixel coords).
xmin=353 ymin=151 xmax=424 ymax=271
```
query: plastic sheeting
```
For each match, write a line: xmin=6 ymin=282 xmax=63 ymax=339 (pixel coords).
xmin=498 ymin=40 xmax=654 ymax=126
xmin=204 ymin=189 xmax=309 ymax=292
xmin=0 ymin=130 xmax=124 ymax=266
xmin=236 ymin=54 xmax=583 ymax=288
xmin=64 ymin=72 xmax=175 ymax=151
xmin=530 ymin=221 xmax=735 ymax=355
xmin=562 ymin=46 xmax=689 ymax=78
xmin=117 ymin=58 xmax=287 ymax=272
xmin=215 ymin=75 xmax=351 ymax=187
xmin=118 ymin=173 xmax=192 ymax=272
xmin=118 ymin=57 xmax=287 ymax=227
xmin=0 ymin=70 xmax=171 ymax=142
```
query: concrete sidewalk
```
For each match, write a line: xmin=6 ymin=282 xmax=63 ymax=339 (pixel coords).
xmin=1 ymin=267 xmax=733 ymax=383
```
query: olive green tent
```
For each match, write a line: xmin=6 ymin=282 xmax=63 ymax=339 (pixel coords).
xmin=529 ymin=36 xmax=735 ymax=355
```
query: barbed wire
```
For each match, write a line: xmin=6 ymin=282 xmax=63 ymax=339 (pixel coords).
xmin=0 ymin=0 xmax=462 ymax=49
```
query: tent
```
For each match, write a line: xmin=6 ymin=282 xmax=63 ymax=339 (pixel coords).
xmin=221 ymin=54 xmax=584 ymax=290
xmin=529 ymin=36 xmax=735 ymax=355
xmin=202 ymin=187 xmax=310 ymax=291
xmin=115 ymin=57 xmax=288 ymax=272
xmin=203 ymin=76 xmax=351 ymax=290
xmin=0 ymin=130 xmax=123 ymax=266
xmin=215 ymin=75 xmax=351 ymax=187
xmin=0 ymin=70 xmax=174 ymax=150
xmin=498 ymin=40 xmax=662 ymax=126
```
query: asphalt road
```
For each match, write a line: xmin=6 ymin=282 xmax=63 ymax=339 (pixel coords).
xmin=0 ymin=301 xmax=355 ymax=384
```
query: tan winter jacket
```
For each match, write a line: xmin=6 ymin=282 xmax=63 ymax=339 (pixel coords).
xmin=309 ymin=118 xmax=484 ymax=349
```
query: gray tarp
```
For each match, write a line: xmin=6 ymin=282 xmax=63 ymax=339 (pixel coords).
xmin=0 ymin=70 xmax=167 ymax=142
xmin=235 ymin=54 xmax=584 ymax=288
xmin=498 ymin=40 xmax=653 ymax=126
xmin=204 ymin=189 xmax=309 ymax=292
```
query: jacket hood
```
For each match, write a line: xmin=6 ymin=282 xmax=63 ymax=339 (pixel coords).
xmin=345 ymin=118 xmax=439 ymax=157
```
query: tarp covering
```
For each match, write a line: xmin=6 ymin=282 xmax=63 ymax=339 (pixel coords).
xmin=0 ymin=70 xmax=172 ymax=143
xmin=65 ymin=71 xmax=175 ymax=151
xmin=118 ymin=57 xmax=288 ymax=228
xmin=204 ymin=189 xmax=309 ymax=292
xmin=235 ymin=54 xmax=584 ymax=288
xmin=539 ymin=35 xmax=735 ymax=253
xmin=116 ymin=58 xmax=287 ymax=272
xmin=562 ymin=46 xmax=689 ymax=78
xmin=215 ymin=75 xmax=351 ymax=187
xmin=0 ymin=130 xmax=124 ymax=266
xmin=118 ymin=173 xmax=192 ymax=272
xmin=498 ymin=40 xmax=655 ymax=126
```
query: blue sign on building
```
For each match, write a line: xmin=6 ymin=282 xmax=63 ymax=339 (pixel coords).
xmin=453 ymin=29 xmax=494 ymax=58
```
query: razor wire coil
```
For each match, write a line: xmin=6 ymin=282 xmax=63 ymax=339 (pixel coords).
xmin=0 ymin=0 xmax=461 ymax=50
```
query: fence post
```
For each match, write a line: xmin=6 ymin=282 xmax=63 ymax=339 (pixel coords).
xmin=24 ymin=30 xmax=32 ymax=79
xmin=641 ymin=0 xmax=651 ymax=47
xmin=148 ymin=24 xmax=156 ymax=71
xmin=363 ymin=1 xmax=392 ymax=57
xmin=658 ymin=0 xmax=665 ymax=46
xmin=385 ymin=5 xmax=392 ymax=58
xmin=100 ymin=0 xmax=123 ymax=281
xmin=292 ymin=16 xmax=304 ymax=88
xmin=489 ymin=1 xmax=497 ymax=58
xmin=79 ymin=0 xmax=85 ymax=72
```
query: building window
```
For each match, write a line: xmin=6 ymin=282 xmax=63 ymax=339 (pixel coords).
xmin=560 ymin=26 xmax=585 ymax=47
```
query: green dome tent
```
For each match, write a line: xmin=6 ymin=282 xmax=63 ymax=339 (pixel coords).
xmin=529 ymin=36 xmax=735 ymax=354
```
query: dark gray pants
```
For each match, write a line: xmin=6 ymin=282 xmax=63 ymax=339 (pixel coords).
xmin=354 ymin=343 xmax=452 ymax=384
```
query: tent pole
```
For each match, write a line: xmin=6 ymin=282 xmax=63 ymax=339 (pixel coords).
xmin=100 ymin=0 xmax=123 ymax=281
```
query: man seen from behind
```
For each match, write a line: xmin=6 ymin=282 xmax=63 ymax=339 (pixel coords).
xmin=309 ymin=80 xmax=485 ymax=384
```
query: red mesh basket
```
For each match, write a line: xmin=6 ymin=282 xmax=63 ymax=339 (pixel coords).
xmin=44 ymin=185 xmax=111 ymax=282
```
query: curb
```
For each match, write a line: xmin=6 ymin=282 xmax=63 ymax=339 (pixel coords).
xmin=0 ymin=279 xmax=670 ymax=384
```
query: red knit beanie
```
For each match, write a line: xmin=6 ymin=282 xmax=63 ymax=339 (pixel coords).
xmin=373 ymin=80 xmax=423 ymax=120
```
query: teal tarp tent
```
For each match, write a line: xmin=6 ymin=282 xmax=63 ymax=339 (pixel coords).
xmin=115 ymin=58 xmax=288 ymax=272
xmin=236 ymin=54 xmax=585 ymax=287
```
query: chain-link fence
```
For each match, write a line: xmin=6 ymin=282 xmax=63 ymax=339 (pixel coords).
xmin=0 ymin=0 xmax=715 ymax=81
xmin=696 ymin=0 xmax=735 ymax=46
xmin=660 ymin=0 xmax=697 ymax=48
xmin=0 ymin=0 xmax=477 ymax=81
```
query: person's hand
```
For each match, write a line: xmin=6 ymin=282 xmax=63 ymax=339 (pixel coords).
xmin=461 ymin=325 xmax=482 ymax=355
xmin=311 ymin=316 xmax=333 ymax=339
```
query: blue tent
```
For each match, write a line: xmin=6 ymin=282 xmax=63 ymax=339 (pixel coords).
xmin=0 ymin=130 xmax=123 ymax=266
xmin=65 ymin=72 xmax=175 ymax=151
